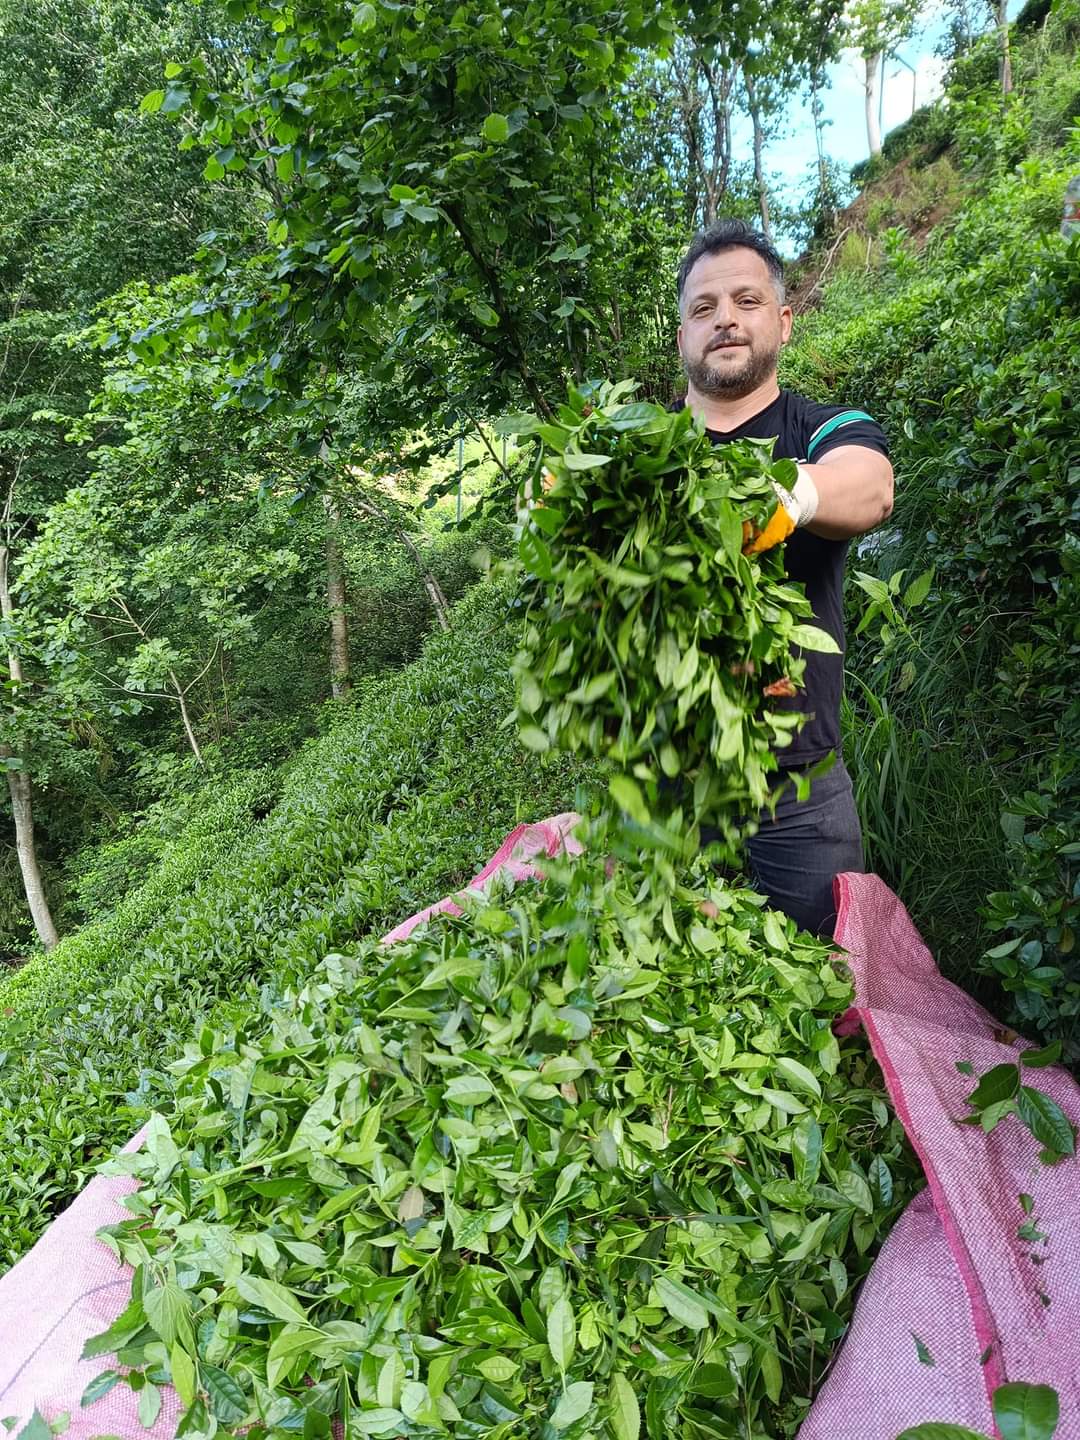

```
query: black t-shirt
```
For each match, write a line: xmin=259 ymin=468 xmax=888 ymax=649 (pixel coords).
xmin=695 ymin=390 xmax=889 ymax=767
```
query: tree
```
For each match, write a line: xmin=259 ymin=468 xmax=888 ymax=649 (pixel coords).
xmin=993 ymin=0 xmax=1014 ymax=94
xmin=0 ymin=0 xmax=252 ymax=940
xmin=848 ymin=0 xmax=923 ymax=158
xmin=736 ymin=2 xmax=845 ymax=241
xmin=669 ymin=38 xmax=741 ymax=228
xmin=135 ymin=0 xmax=811 ymax=441
xmin=0 ymin=485 xmax=59 ymax=949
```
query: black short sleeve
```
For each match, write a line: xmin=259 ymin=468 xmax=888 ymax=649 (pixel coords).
xmin=802 ymin=406 xmax=890 ymax=463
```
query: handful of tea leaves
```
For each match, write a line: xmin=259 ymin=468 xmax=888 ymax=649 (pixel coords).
xmin=501 ymin=381 xmax=839 ymax=858
xmin=86 ymin=838 xmax=915 ymax=1439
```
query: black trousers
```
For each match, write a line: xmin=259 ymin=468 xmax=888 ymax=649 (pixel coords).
xmin=703 ymin=760 xmax=865 ymax=938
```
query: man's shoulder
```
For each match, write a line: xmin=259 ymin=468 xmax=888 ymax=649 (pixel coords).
xmin=778 ymin=389 xmax=889 ymax=462
xmin=777 ymin=388 xmax=870 ymax=428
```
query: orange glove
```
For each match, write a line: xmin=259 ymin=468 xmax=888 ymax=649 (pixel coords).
xmin=742 ymin=469 xmax=819 ymax=555
xmin=526 ymin=468 xmax=558 ymax=511
xmin=742 ymin=503 xmax=795 ymax=555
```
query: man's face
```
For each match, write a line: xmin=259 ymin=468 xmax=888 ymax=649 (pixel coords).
xmin=677 ymin=248 xmax=793 ymax=401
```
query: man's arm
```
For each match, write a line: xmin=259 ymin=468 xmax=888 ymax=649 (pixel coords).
xmin=800 ymin=443 xmax=894 ymax=541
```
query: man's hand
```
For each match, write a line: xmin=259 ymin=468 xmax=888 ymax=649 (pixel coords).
xmin=742 ymin=502 xmax=795 ymax=555
xmin=741 ymin=470 xmax=816 ymax=555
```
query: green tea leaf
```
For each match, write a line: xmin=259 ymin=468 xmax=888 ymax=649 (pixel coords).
xmin=774 ymin=1055 xmax=822 ymax=1098
xmin=1016 ymin=1087 xmax=1076 ymax=1157
xmin=837 ymin=1169 xmax=874 ymax=1215
xmin=609 ymin=774 xmax=649 ymax=825
xmin=138 ymin=1381 xmax=161 ymax=1430
xmin=551 ymin=1382 xmax=594 ymax=1430
xmin=170 ymin=1343 xmax=197 ymax=1407
xmin=547 ymin=1293 xmax=576 ymax=1370
xmin=81 ymin=1370 xmax=122 ymax=1407
xmin=562 ymin=451 xmax=611 ymax=471
xmin=788 ymin=623 xmax=841 ymax=654
xmin=654 ymin=1275 xmax=710 ymax=1331
xmin=477 ymin=1355 xmax=518 ymax=1384
xmin=1020 ymin=1040 xmax=1062 ymax=1070
xmin=235 ymin=1273 xmax=309 ymax=1324
xmin=993 ymin=1382 xmax=1060 ymax=1440
xmin=267 ymin=1323 xmax=321 ymax=1388
xmin=444 ymin=1074 xmax=495 ymax=1106
xmin=201 ymin=1364 xmax=247 ymax=1424
xmin=352 ymin=1410 xmax=407 ymax=1435
xmin=967 ymin=1063 xmax=1020 ymax=1110
xmin=608 ymin=1372 xmax=640 ymax=1440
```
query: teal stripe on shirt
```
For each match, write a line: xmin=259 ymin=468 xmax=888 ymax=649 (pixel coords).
xmin=805 ymin=410 xmax=876 ymax=460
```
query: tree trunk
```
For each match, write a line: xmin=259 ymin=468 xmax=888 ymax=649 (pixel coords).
xmin=4 ymin=762 xmax=58 ymax=950
xmin=745 ymin=73 xmax=772 ymax=241
xmin=168 ymin=670 xmax=204 ymax=764
xmin=354 ymin=494 xmax=451 ymax=632
xmin=323 ymin=489 xmax=352 ymax=699
xmin=396 ymin=525 xmax=452 ymax=631
xmin=810 ymin=69 xmax=832 ymax=223
xmin=0 ymin=541 xmax=58 ymax=950
xmin=864 ymin=50 xmax=883 ymax=158
xmin=699 ymin=52 xmax=734 ymax=224
xmin=997 ymin=0 xmax=1013 ymax=94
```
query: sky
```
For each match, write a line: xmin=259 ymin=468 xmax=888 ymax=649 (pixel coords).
xmin=743 ymin=0 xmax=1024 ymax=253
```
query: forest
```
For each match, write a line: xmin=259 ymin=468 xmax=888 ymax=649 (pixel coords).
xmin=0 ymin=0 xmax=1078 ymax=1435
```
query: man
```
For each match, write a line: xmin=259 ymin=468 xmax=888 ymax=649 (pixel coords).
xmin=676 ymin=218 xmax=894 ymax=937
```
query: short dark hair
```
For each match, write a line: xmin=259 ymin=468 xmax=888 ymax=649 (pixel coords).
xmin=676 ymin=219 xmax=785 ymax=309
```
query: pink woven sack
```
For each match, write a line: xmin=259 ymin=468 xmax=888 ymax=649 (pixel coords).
xmin=801 ymin=871 xmax=1080 ymax=1439
xmin=2 ymin=819 xmax=1077 ymax=1439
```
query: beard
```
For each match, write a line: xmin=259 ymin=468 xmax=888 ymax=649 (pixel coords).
xmin=683 ymin=336 xmax=780 ymax=400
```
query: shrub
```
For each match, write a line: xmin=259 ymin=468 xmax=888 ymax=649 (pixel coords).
xmin=784 ymin=151 xmax=1080 ymax=1048
xmin=67 ymin=832 xmax=167 ymax=923
xmin=0 ymin=582 xmax=590 ymax=1269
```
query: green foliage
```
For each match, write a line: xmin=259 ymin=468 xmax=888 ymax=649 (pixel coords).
xmin=86 ymin=825 xmax=916 ymax=1436
xmin=347 ymin=514 xmax=510 ymax=674
xmin=141 ymin=0 xmax=697 ymax=440
xmin=981 ymin=761 xmax=1080 ymax=1051
xmin=0 ymin=770 xmax=279 ymax=1022
xmin=851 ymin=103 xmax=955 ymax=185
xmin=67 ymin=832 xmax=167 ymax=923
xmin=960 ymin=1044 xmax=1076 ymax=1161
xmin=508 ymin=382 xmax=836 ymax=861
xmin=0 ymin=583 xmax=588 ymax=1268
xmin=896 ymin=1380 xmax=1061 ymax=1440
xmin=782 ymin=101 xmax=1080 ymax=1051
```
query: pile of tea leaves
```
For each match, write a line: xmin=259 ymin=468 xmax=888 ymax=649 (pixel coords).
xmin=86 ymin=834 xmax=916 ymax=1439
xmin=502 ymin=380 xmax=838 ymax=861
xmin=83 ymin=380 xmax=919 ymax=1437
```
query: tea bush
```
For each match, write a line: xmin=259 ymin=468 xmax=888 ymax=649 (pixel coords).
xmin=0 ymin=582 xmax=590 ymax=1268
xmin=782 ymin=139 xmax=1080 ymax=1051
